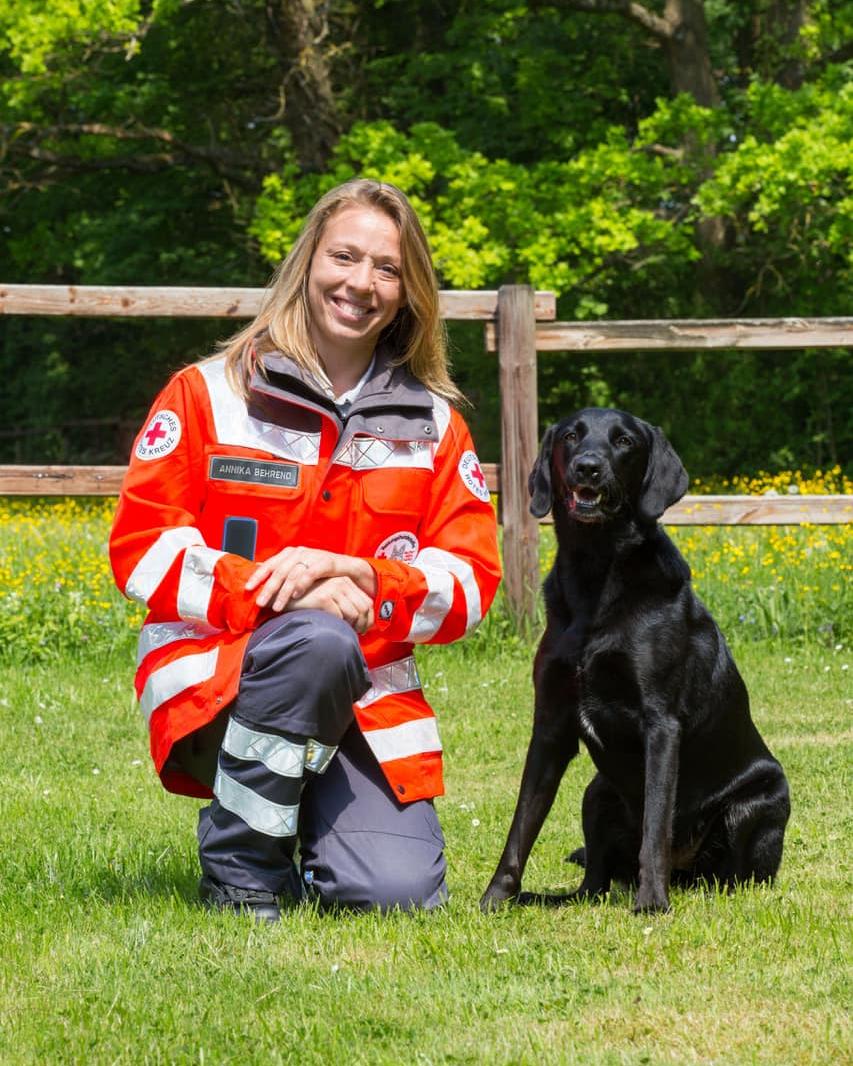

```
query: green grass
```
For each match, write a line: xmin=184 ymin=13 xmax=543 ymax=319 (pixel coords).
xmin=1 ymin=639 xmax=850 ymax=1064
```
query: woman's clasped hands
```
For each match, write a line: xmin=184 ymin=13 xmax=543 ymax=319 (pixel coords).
xmin=245 ymin=546 xmax=379 ymax=633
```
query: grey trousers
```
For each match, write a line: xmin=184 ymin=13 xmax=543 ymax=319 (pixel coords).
xmin=174 ymin=610 xmax=448 ymax=912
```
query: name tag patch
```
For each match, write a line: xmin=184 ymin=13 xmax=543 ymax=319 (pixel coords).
xmin=209 ymin=455 xmax=300 ymax=488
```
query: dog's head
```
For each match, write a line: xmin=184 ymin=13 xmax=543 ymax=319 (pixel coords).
xmin=529 ymin=408 xmax=688 ymax=525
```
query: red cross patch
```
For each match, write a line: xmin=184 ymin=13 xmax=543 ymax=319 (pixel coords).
xmin=458 ymin=450 xmax=491 ymax=502
xmin=135 ymin=409 xmax=182 ymax=462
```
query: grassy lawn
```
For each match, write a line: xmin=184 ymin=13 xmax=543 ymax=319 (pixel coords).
xmin=1 ymin=637 xmax=849 ymax=1064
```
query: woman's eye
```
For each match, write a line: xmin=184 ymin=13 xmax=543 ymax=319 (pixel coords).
xmin=332 ymin=251 xmax=353 ymax=263
xmin=378 ymin=263 xmax=400 ymax=278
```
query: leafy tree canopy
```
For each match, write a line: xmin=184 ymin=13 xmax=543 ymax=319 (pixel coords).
xmin=1 ymin=0 xmax=850 ymax=472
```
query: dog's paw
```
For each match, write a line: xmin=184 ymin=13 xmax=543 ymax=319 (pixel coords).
xmin=632 ymin=889 xmax=671 ymax=914
xmin=479 ymin=883 xmax=518 ymax=913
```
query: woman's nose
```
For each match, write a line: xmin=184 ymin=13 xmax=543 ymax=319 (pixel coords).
xmin=347 ymin=258 xmax=374 ymax=292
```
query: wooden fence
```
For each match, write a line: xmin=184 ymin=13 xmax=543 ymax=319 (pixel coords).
xmin=1 ymin=283 xmax=851 ymax=623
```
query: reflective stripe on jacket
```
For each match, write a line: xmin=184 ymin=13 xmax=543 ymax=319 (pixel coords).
xmin=109 ymin=348 xmax=501 ymax=802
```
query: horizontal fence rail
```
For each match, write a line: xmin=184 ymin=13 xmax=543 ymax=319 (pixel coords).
xmin=1 ymin=464 xmax=849 ymax=526
xmin=486 ymin=317 xmax=853 ymax=351
xmin=0 ymin=284 xmax=557 ymax=322
xmin=2 ymin=283 xmax=851 ymax=622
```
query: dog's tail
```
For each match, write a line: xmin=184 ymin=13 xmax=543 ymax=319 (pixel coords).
xmin=566 ymin=846 xmax=586 ymax=868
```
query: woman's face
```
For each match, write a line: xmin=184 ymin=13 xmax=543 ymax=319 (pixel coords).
xmin=307 ymin=204 xmax=406 ymax=365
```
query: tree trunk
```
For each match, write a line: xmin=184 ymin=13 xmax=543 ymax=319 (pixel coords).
xmin=662 ymin=0 xmax=719 ymax=106
xmin=265 ymin=1 xmax=341 ymax=172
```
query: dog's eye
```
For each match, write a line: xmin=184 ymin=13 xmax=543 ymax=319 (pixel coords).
xmin=564 ymin=430 xmax=577 ymax=442
xmin=616 ymin=435 xmax=633 ymax=448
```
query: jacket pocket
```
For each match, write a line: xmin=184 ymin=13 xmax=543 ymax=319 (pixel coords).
xmin=360 ymin=468 xmax=431 ymax=521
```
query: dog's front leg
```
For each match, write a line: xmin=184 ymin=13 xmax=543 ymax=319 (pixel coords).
xmin=480 ymin=718 xmax=577 ymax=911
xmin=635 ymin=716 xmax=681 ymax=914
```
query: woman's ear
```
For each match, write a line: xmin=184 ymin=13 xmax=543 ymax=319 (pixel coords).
xmin=637 ymin=424 xmax=689 ymax=523
xmin=528 ymin=424 xmax=559 ymax=518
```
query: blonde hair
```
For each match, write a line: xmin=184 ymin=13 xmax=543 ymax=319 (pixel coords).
xmin=214 ymin=179 xmax=463 ymax=405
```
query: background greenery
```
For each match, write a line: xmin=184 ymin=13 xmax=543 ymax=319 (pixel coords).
xmin=1 ymin=1 xmax=851 ymax=475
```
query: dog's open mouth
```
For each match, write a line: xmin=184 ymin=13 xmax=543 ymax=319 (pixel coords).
xmin=566 ymin=485 xmax=605 ymax=521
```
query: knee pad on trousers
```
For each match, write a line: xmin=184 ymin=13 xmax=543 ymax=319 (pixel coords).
xmin=234 ymin=610 xmax=370 ymax=743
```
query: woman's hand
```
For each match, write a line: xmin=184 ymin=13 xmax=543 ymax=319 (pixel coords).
xmin=245 ymin=546 xmax=377 ymax=613
xmin=286 ymin=576 xmax=375 ymax=634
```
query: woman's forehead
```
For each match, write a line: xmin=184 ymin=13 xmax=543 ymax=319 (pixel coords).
xmin=320 ymin=204 xmax=401 ymax=251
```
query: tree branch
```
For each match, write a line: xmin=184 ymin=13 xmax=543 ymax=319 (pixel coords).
xmin=4 ymin=122 xmax=262 ymax=186
xmin=560 ymin=1 xmax=674 ymax=41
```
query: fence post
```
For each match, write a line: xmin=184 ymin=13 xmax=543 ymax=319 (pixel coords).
xmin=497 ymin=284 xmax=539 ymax=628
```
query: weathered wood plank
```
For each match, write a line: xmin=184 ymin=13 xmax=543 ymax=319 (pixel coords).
xmin=0 ymin=284 xmax=556 ymax=322
xmin=660 ymin=494 xmax=853 ymax=525
xmin=0 ymin=465 xmax=127 ymax=495
xmin=485 ymin=317 xmax=853 ymax=351
xmin=1 ymin=464 xmax=850 ymax=525
xmin=497 ymin=285 xmax=540 ymax=624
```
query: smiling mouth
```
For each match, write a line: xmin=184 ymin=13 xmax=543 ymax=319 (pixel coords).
xmin=331 ymin=297 xmax=373 ymax=320
xmin=565 ymin=485 xmax=606 ymax=521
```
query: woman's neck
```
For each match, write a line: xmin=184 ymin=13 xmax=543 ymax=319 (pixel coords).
xmin=320 ymin=346 xmax=374 ymax=399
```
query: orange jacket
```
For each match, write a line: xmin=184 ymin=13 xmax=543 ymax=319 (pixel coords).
xmin=110 ymin=348 xmax=501 ymax=802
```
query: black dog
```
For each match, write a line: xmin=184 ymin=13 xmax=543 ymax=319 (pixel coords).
xmin=481 ymin=408 xmax=790 ymax=913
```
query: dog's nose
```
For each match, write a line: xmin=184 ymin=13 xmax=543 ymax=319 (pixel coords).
xmin=573 ymin=456 xmax=602 ymax=483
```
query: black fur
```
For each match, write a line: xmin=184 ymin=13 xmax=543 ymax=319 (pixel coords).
xmin=481 ymin=408 xmax=790 ymax=914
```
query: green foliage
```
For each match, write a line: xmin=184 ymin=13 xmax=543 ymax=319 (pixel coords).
xmin=252 ymin=118 xmax=698 ymax=310
xmin=1 ymin=0 xmax=851 ymax=475
xmin=697 ymin=76 xmax=853 ymax=312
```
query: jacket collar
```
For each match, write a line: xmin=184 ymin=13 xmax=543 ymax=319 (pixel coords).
xmin=257 ymin=343 xmax=432 ymax=414
xmin=248 ymin=343 xmax=437 ymax=446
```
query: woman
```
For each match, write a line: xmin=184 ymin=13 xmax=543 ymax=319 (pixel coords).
xmin=109 ymin=179 xmax=501 ymax=920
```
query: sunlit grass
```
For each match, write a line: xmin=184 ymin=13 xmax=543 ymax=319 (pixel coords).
xmin=0 ymin=639 xmax=849 ymax=1064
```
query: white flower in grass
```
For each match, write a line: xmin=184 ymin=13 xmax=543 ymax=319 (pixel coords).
xmin=34 ymin=715 xmax=43 ymax=725
xmin=471 ymin=818 xmax=481 ymax=828
xmin=92 ymin=768 xmax=100 ymax=775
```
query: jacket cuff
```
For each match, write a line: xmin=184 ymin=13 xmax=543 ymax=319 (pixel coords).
xmin=367 ymin=559 xmax=407 ymax=635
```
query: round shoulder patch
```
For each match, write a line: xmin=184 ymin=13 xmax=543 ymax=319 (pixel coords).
xmin=458 ymin=450 xmax=490 ymax=502
xmin=135 ymin=409 xmax=182 ymax=462
xmin=375 ymin=530 xmax=419 ymax=563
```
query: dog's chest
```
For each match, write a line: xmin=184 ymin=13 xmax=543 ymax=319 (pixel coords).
xmin=575 ymin=644 xmax=647 ymax=754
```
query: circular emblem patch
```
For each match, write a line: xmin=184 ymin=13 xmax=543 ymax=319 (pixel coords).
xmin=458 ymin=450 xmax=490 ymax=502
xmin=375 ymin=530 xmax=419 ymax=564
xmin=135 ymin=409 xmax=182 ymax=462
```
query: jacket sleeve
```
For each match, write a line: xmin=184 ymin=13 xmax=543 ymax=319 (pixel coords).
xmin=109 ymin=368 xmax=263 ymax=634
xmin=367 ymin=407 xmax=501 ymax=645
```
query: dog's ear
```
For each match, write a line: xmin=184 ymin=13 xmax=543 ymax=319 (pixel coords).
xmin=637 ymin=424 xmax=689 ymax=523
xmin=528 ymin=424 xmax=559 ymax=517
